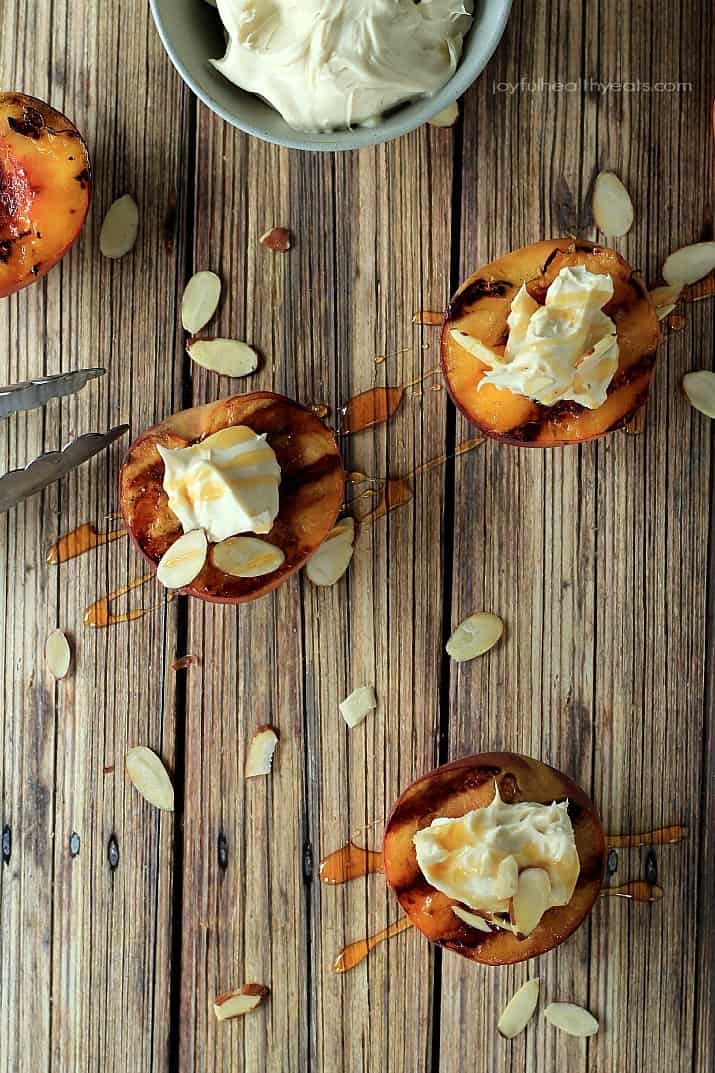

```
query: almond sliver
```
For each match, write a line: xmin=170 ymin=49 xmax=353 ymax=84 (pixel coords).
xmin=662 ymin=242 xmax=715 ymax=286
xmin=544 ymin=1002 xmax=599 ymax=1038
xmin=449 ymin=329 xmax=501 ymax=365
xmin=212 ymin=536 xmax=284 ymax=578
xmin=305 ymin=517 xmax=356 ymax=586
xmin=126 ymin=745 xmax=174 ymax=811
xmin=683 ymin=370 xmax=715 ymax=418
xmin=245 ymin=725 xmax=279 ymax=778
xmin=181 ymin=271 xmax=221 ymax=333
xmin=452 ymin=905 xmax=492 ymax=933
xmin=339 ymin=685 xmax=377 ymax=728
xmin=591 ymin=171 xmax=634 ymax=238
xmin=428 ymin=101 xmax=459 ymax=128
xmin=497 ymin=978 xmax=540 ymax=1039
xmin=446 ymin=612 xmax=504 ymax=662
xmin=187 ymin=338 xmax=258 ymax=378
xmin=213 ymin=984 xmax=269 ymax=1021
xmin=46 ymin=629 xmax=71 ymax=679
xmin=511 ymin=868 xmax=551 ymax=937
xmin=650 ymin=284 xmax=682 ymax=309
xmin=99 ymin=194 xmax=139 ymax=259
xmin=157 ymin=529 xmax=207 ymax=589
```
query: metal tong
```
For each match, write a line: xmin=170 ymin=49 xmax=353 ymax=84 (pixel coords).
xmin=0 ymin=368 xmax=128 ymax=513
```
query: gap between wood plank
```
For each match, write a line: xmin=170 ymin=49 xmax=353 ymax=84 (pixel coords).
xmin=429 ymin=110 xmax=466 ymax=1073
xmin=167 ymin=83 xmax=198 ymax=1073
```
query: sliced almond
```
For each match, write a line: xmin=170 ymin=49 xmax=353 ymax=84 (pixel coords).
xmin=662 ymin=241 xmax=715 ymax=287
xmin=497 ymin=978 xmax=541 ymax=1039
xmin=259 ymin=227 xmax=291 ymax=252
xmin=485 ymin=913 xmax=520 ymax=935
xmin=187 ymin=338 xmax=258 ymax=378
xmin=650 ymin=284 xmax=682 ymax=308
xmin=45 ymin=628 xmax=71 ymax=680
xmin=591 ymin=171 xmax=634 ymax=238
xmin=511 ymin=868 xmax=551 ymax=937
xmin=446 ymin=612 xmax=504 ymax=663
xmin=683 ymin=370 xmax=715 ymax=419
xmin=339 ymin=685 xmax=377 ymax=729
xmin=452 ymin=905 xmax=493 ymax=933
xmin=99 ymin=194 xmax=139 ymax=258
xmin=544 ymin=1002 xmax=599 ymax=1038
xmin=449 ymin=329 xmax=501 ymax=365
xmin=181 ymin=271 xmax=221 ymax=333
xmin=212 ymin=536 xmax=284 ymax=578
xmin=125 ymin=745 xmax=174 ymax=811
xmin=428 ymin=101 xmax=459 ymax=128
xmin=305 ymin=517 xmax=356 ymax=586
xmin=245 ymin=725 xmax=279 ymax=778
xmin=156 ymin=529 xmax=208 ymax=589
xmin=213 ymin=984 xmax=269 ymax=1021
xmin=656 ymin=302 xmax=677 ymax=321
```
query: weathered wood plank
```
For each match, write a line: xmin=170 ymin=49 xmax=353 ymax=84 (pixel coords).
xmin=177 ymin=115 xmax=455 ymax=1070
xmin=441 ymin=3 xmax=714 ymax=1073
xmin=0 ymin=3 xmax=189 ymax=1071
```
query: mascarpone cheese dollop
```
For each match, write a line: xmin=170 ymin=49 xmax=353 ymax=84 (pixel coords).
xmin=412 ymin=785 xmax=580 ymax=916
xmin=454 ymin=265 xmax=619 ymax=409
xmin=157 ymin=425 xmax=281 ymax=544
xmin=211 ymin=0 xmax=474 ymax=132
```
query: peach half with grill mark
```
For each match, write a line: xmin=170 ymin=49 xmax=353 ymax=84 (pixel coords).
xmin=120 ymin=392 xmax=345 ymax=604
xmin=383 ymin=752 xmax=606 ymax=965
xmin=441 ymin=239 xmax=660 ymax=446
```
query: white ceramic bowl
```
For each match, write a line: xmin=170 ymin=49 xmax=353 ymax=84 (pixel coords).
xmin=149 ymin=0 xmax=513 ymax=152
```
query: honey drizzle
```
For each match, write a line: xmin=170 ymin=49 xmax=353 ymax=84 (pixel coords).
xmin=355 ymin=437 xmax=485 ymax=524
xmin=319 ymin=841 xmax=384 ymax=885
xmin=339 ymin=367 xmax=439 ymax=435
xmin=83 ymin=574 xmax=154 ymax=628
xmin=600 ymin=881 xmax=664 ymax=903
xmin=171 ymin=655 xmax=196 ymax=671
xmin=606 ymin=825 xmax=687 ymax=848
xmin=333 ymin=917 xmax=413 ymax=974
xmin=47 ymin=522 xmax=127 ymax=565
xmin=412 ymin=310 xmax=443 ymax=327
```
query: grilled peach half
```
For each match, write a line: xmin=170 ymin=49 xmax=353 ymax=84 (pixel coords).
xmin=0 ymin=93 xmax=91 ymax=298
xmin=120 ymin=392 xmax=345 ymax=603
xmin=441 ymin=239 xmax=660 ymax=446
xmin=383 ymin=752 xmax=606 ymax=965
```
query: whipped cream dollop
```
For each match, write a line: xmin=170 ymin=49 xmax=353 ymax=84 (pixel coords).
xmin=157 ymin=425 xmax=281 ymax=544
xmin=211 ymin=0 xmax=474 ymax=132
xmin=454 ymin=265 xmax=619 ymax=409
xmin=412 ymin=785 xmax=580 ymax=917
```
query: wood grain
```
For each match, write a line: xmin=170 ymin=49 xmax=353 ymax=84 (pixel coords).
xmin=0 ymin=1 xmax=713 ymax=1072
xmin=441 ymin=3 xmax=715 ymax=1073
xmin=0 ymin=3 xmax=188 ymax=1072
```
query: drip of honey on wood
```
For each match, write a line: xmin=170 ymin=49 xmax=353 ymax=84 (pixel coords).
xmin=171 ymin=654 xmax=196 ymax=671
xmin=666 ymin=312 xmax=687 ymax=333
xmin=606 ymin=824 xmax=687 ymax=848
xmin=319 ymin=841 xmax=384 ymax=885
xmin=682 ymin=274 xmax=715 ymax=303
xmin=47 ymin=522 xmax=127 ymax=565
xmin=309 ymin=403 xmax=329 ymax=418
xmin=358 ymin=478 xmax=413 ymax=524
xmin=600 ymin=881 xmax=664 ymax=903
xmin=412 ymin=310 xmax=443 ymax=326
xmin=355 ymin=437 xmax=484 ymax=524
xmin=84 ymin=573 xmax=154 ymax=628
xmin=339 ymin=367 xmax=439 ymax=434
xmin=622 ymin=409 xmax=645 ymax=436
xmin=333 ymin=917 xmax=413 ymax=974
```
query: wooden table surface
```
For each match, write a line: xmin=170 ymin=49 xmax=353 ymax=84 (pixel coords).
xmin=1 ymin=2 xmax=714 ymax=1071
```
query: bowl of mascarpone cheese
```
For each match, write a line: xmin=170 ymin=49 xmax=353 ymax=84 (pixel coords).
xmin=149 ymin=0 xmax=513 ymax=151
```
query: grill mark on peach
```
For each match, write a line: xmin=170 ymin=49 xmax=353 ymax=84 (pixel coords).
xmin=447 ymin=277 xmax=512 ymax=321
